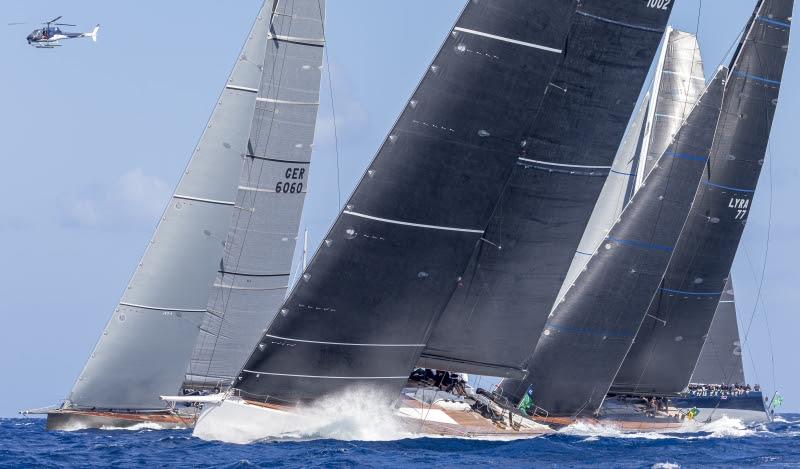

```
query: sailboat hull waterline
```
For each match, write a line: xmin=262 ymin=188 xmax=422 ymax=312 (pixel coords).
xmin=44 ymin=409 xmax=196 ymax=431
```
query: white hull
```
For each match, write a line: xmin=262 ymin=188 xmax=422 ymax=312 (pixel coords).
xmin=194 ymin=397 xmax=317 ymax=444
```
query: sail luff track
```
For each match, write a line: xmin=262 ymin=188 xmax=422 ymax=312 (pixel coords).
xmin=503 ymin=66 xmax=729 ymax=417
xmin=65 ymin=3 xmax=273 ymax=411
xmin=234 ymin=0 xmax=578 ymax=403
xmin=611 ymin=0 xmax=792 ymax=396
xmin=418 ymin=0 xmax=675 ymax=378
xmin=185 ymin=0 xmax=326 ymax=391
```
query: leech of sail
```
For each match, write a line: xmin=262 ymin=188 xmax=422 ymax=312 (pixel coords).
xmin=453 ymin=27 xmax=562 ymax=54
xmin=264 ymin=334 xmax=425 ymax=347
xmin=343 ymin=211 xmax=485 ymax=234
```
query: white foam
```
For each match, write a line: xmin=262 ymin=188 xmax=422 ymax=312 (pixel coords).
xmin=697 ymin=416 xmax=754 ymax=438
xmin=559 ymin=420 xmax=674 ymax=440
xmin=652 ymin=463 xmax=681 ymax=469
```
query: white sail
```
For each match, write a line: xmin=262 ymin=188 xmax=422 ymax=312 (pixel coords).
xmin=67 ymin=3 xmax=273 ymax=411
xmin=185 ymin=0 xmax=326 ymax=390
xmin=553 ymin=29 xmax=706 ymax=310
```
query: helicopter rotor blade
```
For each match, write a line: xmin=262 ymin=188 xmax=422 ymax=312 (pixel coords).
xmin=54 ymin=23 xmax=76 ymax=26
xmin=47 ymin=16 xmax=62 ymax=24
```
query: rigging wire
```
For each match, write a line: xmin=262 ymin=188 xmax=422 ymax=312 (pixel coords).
xmin=318 ymin=0 xmax=342 ymax=210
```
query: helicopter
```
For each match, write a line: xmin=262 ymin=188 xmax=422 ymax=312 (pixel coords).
xmin=10 ymin=16 xmax=99 ymax=48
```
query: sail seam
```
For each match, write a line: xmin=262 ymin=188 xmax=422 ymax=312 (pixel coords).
xmin=174 ymin=194 xmax=236 ymax=206
xmin=452 ymin=27 xmax=562 ymax=54
xmin=660 ymin=287 xmax=724 ymax=296
xmin=756 ymin=16 xmax=791 ymax=28
xmin=343 ymin=211 xmax=484 ymax=234
xmin=576 ymin=11 xmax=665 ymax=33
xmin=702 ymin=180 xmax=755 ymax=193
xmin=256 ymin=97 xmax=319 ymax=105
xmin=263 ymin=334 xmax=426 ymax=347
xmin=731 ymin=71 xmax=782 ymax=86
xmin=241 ymin=370 xmax=408 ymax=379
xmin=119 ymin=302 xmax=206 ymax=313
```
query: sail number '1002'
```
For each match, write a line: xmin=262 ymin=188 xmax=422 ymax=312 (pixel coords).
xmin=646 ymin=0 xmax=671 ymax=9
xmin=277 ymin=167 xmax=305 ymax=194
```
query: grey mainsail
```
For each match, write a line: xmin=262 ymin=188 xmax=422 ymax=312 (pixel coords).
xmin=611 ymin=0 xmax=791 ymax=396
xmin=66 ymin=4 xmax=273 ymax=411
xmin=502 ymin=67 xmax=728 ymax=416
xmin=185 ymin=0 xmax=325 ymax=391
xmin=690 ymin=278 xmax=746 ymax=385
xmin=234 ymin=0 xmax=577 ymax=403
xmin=635 ymin=28 xmax=706 ymax=189
xmin=418 ymin=2 xmax=675 ymax=378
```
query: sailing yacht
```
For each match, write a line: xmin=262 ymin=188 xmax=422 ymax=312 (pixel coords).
xmin=31 ymin=0 xmax=326 ymax=430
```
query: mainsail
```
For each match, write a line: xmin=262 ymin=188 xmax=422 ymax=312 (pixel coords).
xmin=611 ymin=0 xmax=791 ymax=396
xmin=66 ymin=4 xmax=273 ymax=411
xmin=418 ymin=1 xmax=675 ymax=378
xmin=185 ymin=0 xmax=325 ymax=390
xmin=234 ymin=0 xmax=577 ymax=403
xmin=690 ymin=278 xmax=746 ymax=386
xmin=503 ymin=68 xmax=728 ymax=416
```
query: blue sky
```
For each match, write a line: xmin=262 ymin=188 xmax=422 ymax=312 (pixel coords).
xmin=0 ymin=1 xmax=796 ymax=417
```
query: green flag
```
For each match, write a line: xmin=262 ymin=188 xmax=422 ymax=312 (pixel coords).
xmin=518 ymin=386 xmax=535 ymax=414
xmin=773 ymin=394 xmax=784 ymax=409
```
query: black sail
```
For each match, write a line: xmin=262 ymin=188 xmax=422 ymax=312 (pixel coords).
xmin=418 ymin=1 xmax=675 ymax=378
xmin=690 ymin=278 xmax=746 ymax=386
xmin=501 ymin=68 xmax=728 ymax=416
xmin=611 ymin=0 xmax=791 ymax=395
xmin=234 ymin=1 xmax=577 ymax=403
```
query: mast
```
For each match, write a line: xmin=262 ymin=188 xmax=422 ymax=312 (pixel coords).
xmin=234 ymin=0 xmax=577 ymax=404
xmin=185 ymin=0 xmax=326 ymax=391
xmin=67 ymin=3 xmax=273 ymax=411
xmin=418 ymin=1 xmax=675 ymax=378
xmin=505 ymin=67 xmax=729 ymax=416
xmin=690 ymin=278 xmax=746 ymax=386
xmin=611 ymin=0 xmax=791 ymax=396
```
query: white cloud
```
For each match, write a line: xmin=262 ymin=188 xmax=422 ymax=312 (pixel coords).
xmin=60 ymin=169 xmax=171 ymax=230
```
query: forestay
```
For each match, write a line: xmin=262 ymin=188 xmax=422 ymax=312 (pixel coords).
xmin=235 ymin=0 xmax=576 ymax=403
xmin=690 ymin=278 xmax=746 ymax=386
xmin=611 ymin=0 xmax=791 ymax=396
xmin=419 ymin=0 xmax=675 ymax=379
xmin=67 ymin=3 xmax=273 ymax=410
xmin=185 ymin=0 xmax=325 ymax=391
xmin=503 ymin=68 xmax=728 ymax=416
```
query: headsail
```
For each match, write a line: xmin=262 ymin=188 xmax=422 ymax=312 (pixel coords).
xmin=234 ymin=0 xmax=577 ymax=403
xmin=635 ymin=29 xmax=707 ymax=188
xmin=66 ymin=3 xmax=273 ymax=411
xmin=611 ymin=0 xmax=791 ymax=396
xmin=690 ymin=278 xmax=746 ymax=386
xmin=418 ymin=1 xmax=675 ymax=378
xmin=503 ymin=67 xmax=728 ymax=416
xmin=185 ymin=0 xmax=325 ymax=391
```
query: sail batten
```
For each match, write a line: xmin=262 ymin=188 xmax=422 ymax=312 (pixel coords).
xmin=611 ymin=0 xmax=792 ymax=396
xmin=418 ymin=0 xmax=675 ymax=377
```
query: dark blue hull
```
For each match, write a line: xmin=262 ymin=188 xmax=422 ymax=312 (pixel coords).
xmin=672 ymin=391 xmax=769 ymax=423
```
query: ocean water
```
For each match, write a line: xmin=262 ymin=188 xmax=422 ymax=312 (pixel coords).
xmin=2 ymin=415 xmax=799 ymax=468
